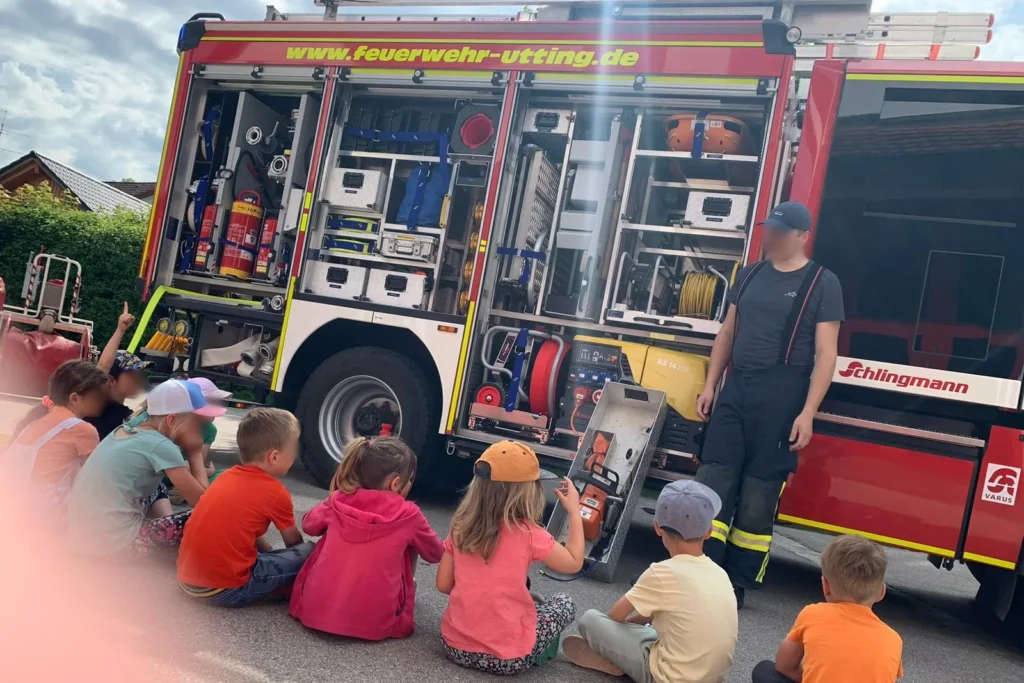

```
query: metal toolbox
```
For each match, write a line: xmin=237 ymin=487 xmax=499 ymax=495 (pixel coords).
xmin=682 ymin=191 xmax=750 ymax=231
xmin=365 ymin=269 xmax=428 ymax=309
xmin=303 ymin=261 xmax=368 ymax=300
xmin=545 ymin=382 xmax=667 ymax=582
xmin=380 ymin=231 xmax=439 ymax=262
xmin=324 ymin=168 xmax=388 ymax=212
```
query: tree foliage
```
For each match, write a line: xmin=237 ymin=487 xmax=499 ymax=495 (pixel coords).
xmin=0 ymin=183 xmax=148 ymax=344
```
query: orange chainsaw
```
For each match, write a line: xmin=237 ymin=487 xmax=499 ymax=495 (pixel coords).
xmin=577 ymin=432 xmax=622 ymax=542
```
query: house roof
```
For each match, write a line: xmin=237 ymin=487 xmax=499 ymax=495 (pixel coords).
xmin=0 ymin=151 xmax=151 ymax=214
xmin=104 ymin=181 xmax=157 ymax=199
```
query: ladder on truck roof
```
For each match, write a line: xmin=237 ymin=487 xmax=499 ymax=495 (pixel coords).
xmin=273 ymin=2 xmax=990 ymax=74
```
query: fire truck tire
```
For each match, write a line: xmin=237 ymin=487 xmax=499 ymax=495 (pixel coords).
xmin=296 ymin=347 xmax=438 ymax=490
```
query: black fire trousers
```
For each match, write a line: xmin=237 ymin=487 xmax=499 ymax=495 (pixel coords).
xmin=695 ymin=367 xmax=810 ymax=589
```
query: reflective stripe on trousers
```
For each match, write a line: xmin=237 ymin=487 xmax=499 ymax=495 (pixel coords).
xmin=696 ymin=462 xmax=786 ymax=588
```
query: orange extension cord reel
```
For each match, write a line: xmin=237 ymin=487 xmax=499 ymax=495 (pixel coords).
xmin=664 ymin=113 xmax=750 ymax=155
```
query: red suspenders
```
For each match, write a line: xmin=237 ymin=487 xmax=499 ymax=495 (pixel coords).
xmin=733 ymin=261 xmax=825 ymax=367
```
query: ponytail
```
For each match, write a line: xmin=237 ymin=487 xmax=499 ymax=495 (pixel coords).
xmin=330 ymin=437 xmax=373 ymax=494
xmin=329 ymin=435 xmax=417 ymax=494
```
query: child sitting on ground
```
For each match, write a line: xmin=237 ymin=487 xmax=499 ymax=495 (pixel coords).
xmin=289 ymin=436 xmax=443 ymax=638
xmin=5 ymin=361 xmax=109 ymax=507
xmin=88 ymin=304 xmax=152 ymax=440
xmin=177 ymin=407 xmax=313 ymax=607
xmin=130 ymin=377 xmax=231 ymax=498
xmin=564 ymin=479 xmax=738 ymax=683
xmin=183 ymin=377 xmax=230 ymax=482
xmin=68 ymin=379 xmax=218 ymax=556
xmin=751 ymin=534 xmax=903 ymax=683
xmin=437 ymin=440 xmax=586 ymax=676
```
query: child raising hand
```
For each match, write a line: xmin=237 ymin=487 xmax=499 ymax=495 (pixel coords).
xmin=437 ymin=440 xmax=586 ymax=675
xmin=289 ymin=436 xmax=443 ymax=640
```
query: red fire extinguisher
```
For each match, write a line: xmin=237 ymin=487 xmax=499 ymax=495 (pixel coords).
xmin=193 ymin=205 xmax=218 ymax=269
xmin=253 ymin=215 xmax=278 ymax=280
xmin=219 ymin=190 xmax=264 ymax=280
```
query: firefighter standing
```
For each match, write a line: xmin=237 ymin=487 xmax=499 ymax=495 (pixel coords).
xmin=695 ymin=201 xmax=844 ymax=608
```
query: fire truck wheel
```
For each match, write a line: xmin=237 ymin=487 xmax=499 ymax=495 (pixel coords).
xmin=297 ymin=347 xmax=438 ymax=489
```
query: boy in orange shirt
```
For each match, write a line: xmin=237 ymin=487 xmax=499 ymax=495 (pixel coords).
xmin=752 ymin=534 xmax=904 ymax=683
xmin=177 ymin=407 xmax=313 ymax=607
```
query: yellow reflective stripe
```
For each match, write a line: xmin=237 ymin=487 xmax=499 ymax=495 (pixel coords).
xmin=728 ymin=528 xmax=773 ymax=553
xmin=777 ymin=514 xmax=955 ymax=557
xmin=710 ymin=528 xmax=727 ymax=543
xmin=755 ymin=547 xmax=772 ymax=583
xmin=847 ymin=73 xmax=1024 ymax=85
xmin=204 ymin=36 xmax=763 ymax=48
xmin=140 ymin=55 xmax=185 ymax=279
xmin=729 ymin=528 xmax=770 ymax=548
xmin=963 ymin=552 xmax=1017 ymax=570
xmin=446 ymin=300 xmax=476 ymax=431
xmin=270 ymin=276 xmax=297 ymax=390
xmin=712 ymin=520 xmax=730 ymax=533
xmin=727 ymin=536 xmax=769 ymax=553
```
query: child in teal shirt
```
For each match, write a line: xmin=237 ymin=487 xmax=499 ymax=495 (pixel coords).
xmin=130 ymin=378 xmax=231 ymax=499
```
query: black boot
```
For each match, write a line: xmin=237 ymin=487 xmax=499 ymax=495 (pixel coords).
xmin=734 ymin=585 xmax=745 ymax=610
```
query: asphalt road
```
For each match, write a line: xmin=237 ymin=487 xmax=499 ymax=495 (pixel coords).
xmin=91 ymin=410 xmax=1024 ymax=683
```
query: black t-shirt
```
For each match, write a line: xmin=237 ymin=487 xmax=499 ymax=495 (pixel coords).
xmin=85 ymin=401 xmax=132 ymax=440
xmin=728 ymin=261 xmax=845 ymax=371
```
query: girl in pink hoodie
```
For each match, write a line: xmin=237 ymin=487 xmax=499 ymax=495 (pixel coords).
xmin=289 ymin=436 xmax=443 ymax=640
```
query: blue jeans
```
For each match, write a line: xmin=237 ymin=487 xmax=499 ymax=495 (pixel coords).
xmin=187 ymin=542 xmax=315 ymax=608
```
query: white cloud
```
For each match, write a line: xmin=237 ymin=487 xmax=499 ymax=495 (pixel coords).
xmin=0 ymin=1 xmax=1020 ymax=181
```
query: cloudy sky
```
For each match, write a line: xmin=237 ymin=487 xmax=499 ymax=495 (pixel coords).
xmin=0 ymin=0 xmax=1021 ymax=182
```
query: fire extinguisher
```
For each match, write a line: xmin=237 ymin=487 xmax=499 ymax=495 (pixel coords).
xmin=192 ymin=205 xmax=218 ymax=269
xmin=219 ymin=190 xmax=264 ymax=280
xmin=253 ymin=215 xmax=278 ymax=280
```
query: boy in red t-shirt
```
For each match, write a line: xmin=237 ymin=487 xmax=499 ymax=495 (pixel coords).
xmin=177 ymin=407 xmax=313 ymax=607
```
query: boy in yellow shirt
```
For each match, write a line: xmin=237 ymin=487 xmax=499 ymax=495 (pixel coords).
xmin=752 ymin=534 xmax=904 ymax=683
xmin=563 ymin=480 xmax=738 ymax=683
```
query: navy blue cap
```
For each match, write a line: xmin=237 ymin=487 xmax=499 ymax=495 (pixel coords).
xmin=761 ymin=201 xmax=812 ymax=232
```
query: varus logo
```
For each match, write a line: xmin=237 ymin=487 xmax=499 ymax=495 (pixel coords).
xmin=837 ymin=361 xmax=969 ymax=395
xmin=982 ymin=464 xmax=1020 ymax=506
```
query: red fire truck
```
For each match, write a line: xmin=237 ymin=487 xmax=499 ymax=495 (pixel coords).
xmin=133 ymin=1 xmax=1023 ymax=620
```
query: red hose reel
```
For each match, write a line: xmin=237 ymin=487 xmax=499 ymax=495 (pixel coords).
xmin=471 ymin=338 xmax=570 ymax=417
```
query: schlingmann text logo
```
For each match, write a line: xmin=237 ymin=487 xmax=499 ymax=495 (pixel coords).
xmin=285 ymin=45 xmax=642 ymax=69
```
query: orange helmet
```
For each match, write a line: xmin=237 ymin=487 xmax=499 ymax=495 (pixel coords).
xmin=664 ymin=113 xmax=750 ymax=155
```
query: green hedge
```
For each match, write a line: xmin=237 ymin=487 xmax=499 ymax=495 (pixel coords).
xmin=0 ymin=183 xmax=148 ymax=345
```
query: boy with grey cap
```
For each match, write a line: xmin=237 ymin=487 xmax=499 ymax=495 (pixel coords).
xmin=563 ymin=480 xmax=738 ymax=683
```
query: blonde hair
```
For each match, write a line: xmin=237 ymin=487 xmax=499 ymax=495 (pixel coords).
xmin=820 ymin=534 xmax=888 ymax=603
xmin=237 ymin=407 xmax=300 ymax=463
xmin=330 ymin=436 xmax=417 ymax=494
xmin=450 ymin=477 xmax=545 ymax=562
